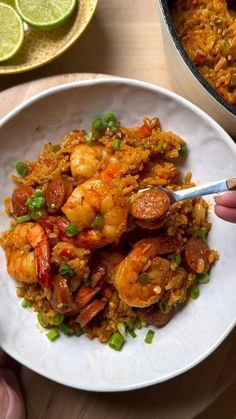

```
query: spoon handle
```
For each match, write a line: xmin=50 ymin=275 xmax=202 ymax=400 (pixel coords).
xmin=172 ymin=177 xmax=236 ymax=202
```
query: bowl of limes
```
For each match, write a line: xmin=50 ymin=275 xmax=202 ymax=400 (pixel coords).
xmin=0 ymin=0 xmax=97 ymax=74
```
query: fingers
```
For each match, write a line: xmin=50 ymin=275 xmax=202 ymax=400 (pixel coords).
xmin=215 ymin=204 xmax=236 ymax=223
xmin=214 ymin=191 xmax=236 ymax=208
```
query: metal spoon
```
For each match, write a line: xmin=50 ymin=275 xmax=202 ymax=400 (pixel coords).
xmin=139 ymin=177 xmax=236 ymax=205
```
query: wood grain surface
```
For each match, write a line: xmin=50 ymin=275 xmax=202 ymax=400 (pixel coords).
xmin=0 ymin=1 xmax=236 ymax=418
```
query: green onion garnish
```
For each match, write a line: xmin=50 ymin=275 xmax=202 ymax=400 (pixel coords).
xmin=141 ymin=320 xmax=147 ymax=328
xmin=47 ymin=329 xmax=59 ymax=342
xmin=108 ymin=332 xmax=124 ymax=351
xmin=65 ymin=224 xmax=78 ymax=237
xmin=145 ymin=329 xmax=155 ymax=344
xmin=125 ymin=318 xmax=135 ymax=330
xmin=16 ymin=161 xmax=29 ymax=177
xmin=112 ymin=139 xmax=121 ymax=151
xmin=172 ymin=254 xmax=181 ymax=265
xmin=190 ymin=285 xmax=200 ymax=299
xmin=16 ymin=214 xmax=31 ymax=223
xmin=141 ymin=256 xmax=149 ymax=264
xmin=128 ymin=329 xmax=137 ymax=339
xmin=180 ymin=144 xmax=187 ymax=158
xmin=91 ymin=213 xmax=104 ymax=230
xmin=59 ymin=323 xmax=74 ymax=336
xmin=92 ymin=117 xmax=107 ymax=133
xmin=59 ymin=263 xmax=75 ymax=277
xmin=103 ymin=112 xmax=116 ymax=123
xmin=117 ymin=322 xmax=126 ymax=336
xmin=107 ymin=120 xmax=118 ymax=133
xmin=52 ymin=144 xmax=61 ymax=152
xmin=52 ymin=313 xmax=64 ymax=326
xmin=139 ymin=272 xmax=149 ymax=285
xmin=196 ymin=273 xmax=210 ymax=284
xmin=27 ymin=190 xmax=45 ymax=211
xmin=194 ymin=229 xmax=206 ymax=240
xmin=37 ymin=312 xmax=49 ymax=328
xmin=85 ymin=132 xmax=94 ymax=144
xmin=159 ymin=300 xmax=170 ymax=314
xmin=75 ymin=329 xmax=84 ymax=337
xmin=21 ymin=299 xmax=31 ymax=308
xmin=31 ymin=209 xmax=43 ymax=220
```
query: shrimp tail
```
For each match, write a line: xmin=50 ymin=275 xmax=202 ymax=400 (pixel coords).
xmin=34 ymin=241 xmax=52 ymax=288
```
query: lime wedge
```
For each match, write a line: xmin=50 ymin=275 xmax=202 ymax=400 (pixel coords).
xmin=0 ymin=3 xmax=24 ymax=62
xmin=15 ymin=0 xmax=77 ymax=30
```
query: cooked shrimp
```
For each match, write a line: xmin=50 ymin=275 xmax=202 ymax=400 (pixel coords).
xmin=62 ymin=177 xmax=128 ymax=249
xmin=5 ymin=223 xmax=52 ymax=287
xmin=114 ymin=236 xmax=180 ymax=307
xmin=70 ymin=144 xmax=115 ymax=180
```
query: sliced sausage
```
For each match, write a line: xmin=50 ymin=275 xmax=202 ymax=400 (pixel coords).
xmin=138 ymin=304 xmax=174 ymax=328
xmin=76 ymin=300 xmax=106 ymax=327
xmin=75 ymin=285 xmax=101 ymax=309
xmin=45 ymin=177 xmax=73 ymax=214
xmin=12 ymin=186 xmax=34 ymax=216
xmin=131 ymin=189 xmax=170 ymax=221
xmin=183 ymin=237 xmax=210 ymax=274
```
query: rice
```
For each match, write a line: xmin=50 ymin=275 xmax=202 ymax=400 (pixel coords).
xmin=0 ymin=116 xmax=218 ymax=346
xmin=171 ymin=0 xmax=236 ymax=105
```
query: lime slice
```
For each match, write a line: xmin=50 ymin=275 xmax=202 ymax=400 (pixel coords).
xmin=0 ymin=3 xmax=24 ymax=62
xmin=15 ymin=0 xmax=77 ymax=30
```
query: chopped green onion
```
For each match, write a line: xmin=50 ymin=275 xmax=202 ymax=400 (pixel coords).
xmin=27 ymin=193 xmax=45 ymax=211
xmin=157 ymin=144 xmax=164 ymax=153
xmin=21 ymin=299 xmax=31 ymax=308
xmin=85 ymin=132 xmax=94 ymax=144
xmin=125 ymin=318 xmax=134 ymax=330
xmin=196 ymin=273 xmax=210 ymax=284
xmin=194 ymin=229 xmax=206 ymax=240
xmin=107 ymin=120 xmax=118 ymax=133
xmin=139 ymin=272 xmax=149 ymax=285
xmin=37 ymin=312 xmax=49 ymax=328
xmin=159 ymin=300 xmax=170 ymax=314
xmin=172 ymin=254 xmax=181 ymax=265
xmin=190 ymin=285 xmax=200 ymax=299
xmin=141 ymin=320 xmax=147 ymax=328
xmin=70 ymin=277 xmax=81 ymax=292
xmin=75 ymin=329 xmax=84 ymax=337
xmin=108 ymin=332 xmax=124 ymax=351
xmin=117 ymin=322 xmax=126 ymax=336
xmin=141 ymin=256 xmax=149 ymax=264
xmin=91 ymin=213 xmax=104 ymax=230
xmin=34 ymin=189 xmax=43 ymax=197
xmin=52 ymin=313 xmax=64 ymax=326
xmin=103 ymin=112 xmax=116 ymax=123
xmin=214 ymin=16 xmax=223 ymax=26
xmin=59 ymin=263 xmax=75 ymax=277
xmin=65 ymin=224 xmax=78 ymax=237
xmin=46 ymin=329 xmax=59 ymax=342
xmin=128 ymin=329 xmax=137 ymax=339
xmin=223 ymin=36 xmax=231 ymax=55
xmin=135 ymin=319 xmax=142 ymax=329
xmin=16 ymin=214 xmax=31 ymax=223
xmin=145 ymin=329 xmax=155 ymax=344
xmin=31 ymin=209 xmax=43 ymax=220
xmin=52 ymin=144 xmax=61 ymax=152
xmin=59 ymin=323 xmax=74 ymax=336
xmin=92 ymin=117 xmax=107 ymax=133
xmin=16 ymin=161 xmax=28 ymax=177
xmin=112 ymin=139 xmax=121 ymax=151
xmin=180 ymin=144 xmax=187 ymax=157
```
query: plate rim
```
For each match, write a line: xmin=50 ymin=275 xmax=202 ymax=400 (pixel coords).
xmin=1 ymin=76 xmax=236 ymax=391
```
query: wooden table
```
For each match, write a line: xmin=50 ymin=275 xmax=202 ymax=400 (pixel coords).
xmin=1 ymin=1 xmax=236 ymax=418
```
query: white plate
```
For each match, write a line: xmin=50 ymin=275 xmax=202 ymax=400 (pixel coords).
xmin=0 ymin=78 xmax=236 ymax=392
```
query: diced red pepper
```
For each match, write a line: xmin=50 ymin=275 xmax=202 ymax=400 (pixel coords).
xmin=139 ymin=124 xmax=152 ymax=138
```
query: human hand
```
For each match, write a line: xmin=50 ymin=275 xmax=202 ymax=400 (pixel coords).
xmin=0 ymin=350 xmax=25 ymax=419
xmin=214 ymin=192 xmax=236 ymax=223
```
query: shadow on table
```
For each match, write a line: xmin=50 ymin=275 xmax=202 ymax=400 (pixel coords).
xmin=0 ymin=12 xmax=117 ymax=92
xmin=20 ymin=328 xmax=236 ymax=419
